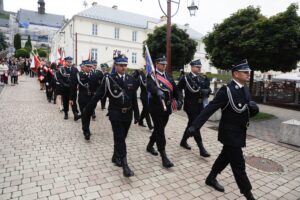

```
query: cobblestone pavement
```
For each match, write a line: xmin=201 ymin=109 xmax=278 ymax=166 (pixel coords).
xmin=0 ymin=76 xmax=300 ymax=200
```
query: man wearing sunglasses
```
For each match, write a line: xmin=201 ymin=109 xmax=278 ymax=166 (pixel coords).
xmin=187 ymin=59 xmax=259 ymax=200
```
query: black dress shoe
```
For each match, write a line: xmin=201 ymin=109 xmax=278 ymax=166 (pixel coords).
xmin=121 ymin=157 xmax=134 ymax=177
xmin=64 ymin=114 xmax=68 ymax=120
xmin=180 ymin=140 xmax=191 ymax=150
xmin=160 ymin=150 xmax=174 ymax=168
xmin=146 ymin=146 xmax=158 ymax=156
xmin=198 ymin=141 xmax=210 ymax=157
xmin=74 ymin=114 xmax=81 ymax=121
xmin=200 ymin=149 xmax=211 ymax=157
xmin=111 ymin=156 xmax=122 ymax=167
xmin=205 ymin=172 xmax=225 ymax=192
xmin=244 ymin=191 xmax=256 ymax=200
xmin=83 ymin=131 xmax=90 ymax=140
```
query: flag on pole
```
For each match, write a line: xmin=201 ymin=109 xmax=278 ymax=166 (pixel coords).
xmin=30 ymin=52 xmax=40 ymax=73
xmin=30 ymin=54 xmax=35 ymax=69
xmin=33 ymin=54 xmax=41 ymax=72
xmin=145 ymin=45 xmax=155 ymax=76
xmin=57 ymin=48 xmax=65 ymax=65
xmin=110 ymin=64 xmax=116 ymax=74
xmin=144 ymin=45 xmax=167 ymax=111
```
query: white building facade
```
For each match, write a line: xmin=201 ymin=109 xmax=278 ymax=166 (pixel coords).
xmin=51 ymin=4 xmax=217 ymax=73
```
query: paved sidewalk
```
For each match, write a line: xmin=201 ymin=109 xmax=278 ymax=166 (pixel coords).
xmin=0 ymin=76 xmax=300 ymax=200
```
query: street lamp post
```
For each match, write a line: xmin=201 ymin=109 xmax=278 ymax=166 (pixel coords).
xmin=158 ymin=0 xmax=198 ymax=73
xmin=166 ymin=0 xmax=172 ymax=73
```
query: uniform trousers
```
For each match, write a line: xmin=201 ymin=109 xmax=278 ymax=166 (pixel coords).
xmin=149 ymin=112 xmax=169 ymax=151
xmin=79 ymin=96 xmax=92 ymax=133
xmin=45 ymin=82 xmax=53 ymax=101
xmin=110 ymin=120 xmax=131 ymax=158
xmin=211 ymin=145 xmax=252 ymax=194
xmin=139 ymin=98 xmax=152 ymax=127
xmin=184 ymin=110 xmax=204 ymax=143
xmin=62 ymin=88 xmax=79 ymax=114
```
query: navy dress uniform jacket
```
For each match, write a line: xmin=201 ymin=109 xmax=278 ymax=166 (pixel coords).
xmin=83 ymin=73 xmax=139 ymax=122
xmin=177 ymin=73 xmax=207 ymax=114
xmin=147 ymin=72 xmax=181 ymax=115
xmin=192 ymin=80 xmax=253 ymax=147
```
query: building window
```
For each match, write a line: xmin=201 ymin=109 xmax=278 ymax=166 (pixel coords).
xmin=91 ymin=48 xmax=98 ymax=61
xmin=132 ymin=31 xmax=137 ymax=42
xmin=92 ymin=24 xmax=98 ymax=35
xmin=132 ymin=52 xmax=137 ymax=64
xmin=114 ymin=27 xmax=119 ymax=39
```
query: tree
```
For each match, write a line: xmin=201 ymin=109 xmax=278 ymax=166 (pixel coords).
xmin=15 ymin=48 xmax=29 ymax=58
xmin=14 ymin=33 xmax=22 ymax=50
xmin=203 ymin=4 xmax=300 ymax=90
xmin=145 ymin=24 xmax=198 ymax=71
xmin=37 ymin=48 xmax=47 ymax=58
xmin=257 ymin=4 xmax=300 ymax=72
xmin=203 ymin=6 xmax=265 ymax=70
xmin=0 ymin=31 xmax=7 ymax=51
xmin=24 ymin=35 xmax=32 ymax=52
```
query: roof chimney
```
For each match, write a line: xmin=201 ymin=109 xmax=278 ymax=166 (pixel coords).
xmin=92 ymin=2 xmax=97 ymax=6
xmin=38 ymin=0 xmax=45 ymax=14
xmin=184 ymin=23 xmax=189 ymax=29
xmin=112 ymin=5 xmax=118 ymax=10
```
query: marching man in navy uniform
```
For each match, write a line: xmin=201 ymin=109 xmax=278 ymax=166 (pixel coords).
xmin=177 ymin=59 xmax=210 ymax=157
xmin=187 ymin=60 xmax=259 ymax=200
xmin=56 ymin=56 xmax=81 ymax=120
xmin=82 ymin=54 xmax=139 ymax=177
xmin=70 ymin=60 xmax=95 ymax=140
xmin=146 ymin=56 xmax=183 ymax=168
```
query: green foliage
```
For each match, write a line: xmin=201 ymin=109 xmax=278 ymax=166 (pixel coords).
xmin=205 ymin=73 xmax=231 ymax=82
xmin=15 ymin=48 xmax=29 ymax=58
xmin=0 ymin=12 xmax=9 ymax=19
xmin=204 ymin=6 xmax=264 ymax=70
xmin=24 ymin=36 xmax=32 ymax=52
xmin=256 ymin=4 xmax=300 ymax=72
xmin=37 ymin=48 xmax=47 ymax=58
xmin=145 ymin=24 xmax=197 ymax=71
xmin=203 ymin=4 xmax=300 ymax=73
xmin=250 ymin=112 xmax=276 ymax=121
xmin=0 ymin=31 xmax=7 ymax=51
xmin=171 ymin=71 xmax=231 ymax=81
xmin=13 ymin=34 xmax=21 ymax=50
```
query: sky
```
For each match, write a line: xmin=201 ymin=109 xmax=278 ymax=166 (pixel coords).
xmin=4 ymin=0 xmax=300 ymax=35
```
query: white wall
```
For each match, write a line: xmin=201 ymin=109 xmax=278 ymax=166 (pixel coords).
xmin=51 ymin=14 xmax=218 ymax=73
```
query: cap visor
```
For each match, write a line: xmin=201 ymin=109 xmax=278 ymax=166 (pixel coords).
xmin=158 ymin=61 xmax=168 ymax=65
xmin=115 ymin=62 xmax=128 ymax=65
xmin=237 ymin=69 xmax=251 ymax=72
